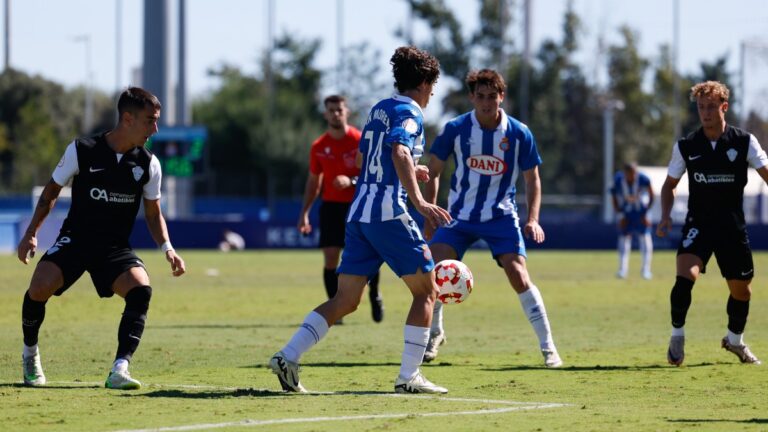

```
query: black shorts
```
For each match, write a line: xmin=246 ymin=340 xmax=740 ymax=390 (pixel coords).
xmin=39 ymin=231 xmax=145 ymax=298
xmin=677 ymin=220 xmax=754 ymax=280
xmin=319 ymin=201 xmax=351 ymax=248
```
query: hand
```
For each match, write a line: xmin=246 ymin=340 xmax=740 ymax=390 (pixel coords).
xmin=415 ymin=165 xmax=430 ymax=183
xmin=619 ymin=217 xmax=628 ymax=231
xmin=166 ymin=250 xmax=186 ymax=277
xmin=524 ymin=220 xmax=545 ymax=244
xmin=416 ymin=201 xmax=452 ymax=231
xmin=332 ymin=175 xmax=353 ymax=190
xmin=423 ymin=219 xmax=436 ymax=241
xmin=656 ymin=217 xmax=672 ymax=238
xmin=297 ymin=214 xmax=312 ymax=235
xmin=17 ymin=232 xmax=37 ymax=265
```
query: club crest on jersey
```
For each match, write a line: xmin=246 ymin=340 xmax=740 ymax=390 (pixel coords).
xmin=403 ymin=118 xmax=419 ymax=134
xmin=132 ymin=166 xmax=144 ymax=182
xmin=499 ymin=136 xmax=510 ymax=151
xmin=727 ymin=148 xmax=738 ymax=162
xmin=467 ymin=154 xmax=507 ymax=176
xmin=422 ymin=244 xmax=432 ymax=261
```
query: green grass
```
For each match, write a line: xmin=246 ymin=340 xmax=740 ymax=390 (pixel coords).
xmin=0 ymin=249 xmax=766 ymax=431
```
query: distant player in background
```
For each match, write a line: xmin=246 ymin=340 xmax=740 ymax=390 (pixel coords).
xmin=611 ymin=162 xmax=655 ymax=280
xmin=17 ymin=87 xmax=186 ymax=390
xmin=423 ymin=69 xmax=562 ymax=368
xmin=657 ymin=80 xmax=764 ymax=366
xmin=270 ymin=46 xmax=452 ymax=394
xmin=297 ymin=95 xmax=384 ymax=323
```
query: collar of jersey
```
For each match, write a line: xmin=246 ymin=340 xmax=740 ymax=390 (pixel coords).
xmin=392 ymin=93 xmax=424 ymax=117
xmin=470 ymin=108 xmax=508 ymax=132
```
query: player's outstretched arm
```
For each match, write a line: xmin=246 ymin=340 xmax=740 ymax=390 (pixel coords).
xmin=17 ymin=179 xmax=63 ymax=264
xmin=392 ymin=144 xmax=451 ymax=229
xmin=656 ymin=176 xmax=680 ymax=238
xmin=143 ymin=198 xmax=185 ymax=277
xmin=423 ymin=157 xmax=446 ymax=240
xmin=522 ymin=166 xmax=545 ymax=244
xmin=298 ymin=172 xmax=321 ymax=235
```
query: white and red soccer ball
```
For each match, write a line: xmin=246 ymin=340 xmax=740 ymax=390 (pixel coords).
xmin=434 ymin=259 xmax=473 ymax=304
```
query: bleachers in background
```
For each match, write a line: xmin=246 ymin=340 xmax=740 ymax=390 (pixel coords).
xmin=2 ymin=195 xmax=767 ymax=251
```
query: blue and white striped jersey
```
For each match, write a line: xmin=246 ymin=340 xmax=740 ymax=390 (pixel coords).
xmin=611 ymin=171 xmax=652 ymax=215
xmin=430 ymin=109 xmax=542 ymax=223
xmin=347 ymin=94 xmax=425 ymax=223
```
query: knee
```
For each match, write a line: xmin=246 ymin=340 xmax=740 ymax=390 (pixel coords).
xmin=27 ymin=286 xmax=52 ymax=302
xmin=125 ymin=285 xmax=152 ymax=312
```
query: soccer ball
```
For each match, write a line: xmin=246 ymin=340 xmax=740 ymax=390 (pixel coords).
xmin=434 ymin=259 xmax=473 ymax=304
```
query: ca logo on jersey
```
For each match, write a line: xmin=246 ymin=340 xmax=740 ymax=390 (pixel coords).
xmin=132 ymin=166 xmax=144 ymax=182
xmin=467 ymin=155 xmax=507 ymax=175
xmin=727 ymin=148 xmax=737 ymax=162
xmin=90 ymin=188 xmax=108 ymax=201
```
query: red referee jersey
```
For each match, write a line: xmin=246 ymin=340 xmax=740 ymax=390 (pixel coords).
xmin=309 ymin=126 xmax=362 ymax=203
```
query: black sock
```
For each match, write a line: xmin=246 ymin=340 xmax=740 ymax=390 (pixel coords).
xmin=670 ymin=276 xmax=694 ymax=328
xmin=116 ymin=286 xmax=152 ymax=362
xmin=368 ymin=271 xmax=381 ymax=301
xmin=323 ymin=268 xmax=338 ymax=299
xmin=726 ymin=295 xmax=749 ymax=334
xmin=22 ymin=291 xmax=47 ymax=347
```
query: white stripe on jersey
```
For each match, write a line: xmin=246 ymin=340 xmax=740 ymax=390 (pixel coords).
xmin=382 ymin=185 xmax=395 ymax=221
xmin=348 ymin=183 xmax=367 ymax=222
xmin=456 ymin=123 xmax=484 ymax=220
xmin=496 ymin=138 xmax=520 ymax=217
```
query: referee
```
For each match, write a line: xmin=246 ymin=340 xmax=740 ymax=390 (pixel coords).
xmin=297 ymin=95 xmax=384 ymax=323
xmin=657 ymin=81 xmax=763 ymax=366
xmin=17 ymin=87 xmax=186 ymax=389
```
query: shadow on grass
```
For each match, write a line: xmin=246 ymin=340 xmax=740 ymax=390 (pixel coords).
xmin=0 ymin=382 xmax=101 ymax=389
xmin=244 ymin=361 xmax=401 ymax=369
xmin=123 ymin=388 xmax=392 ymax=399
xmin=149 ymin=323 xmax=298 ymax=330
xmin=669 ymin=418 xmax=768 ymax=425
xmin=483 ymin=362 xmax=720 ymax=372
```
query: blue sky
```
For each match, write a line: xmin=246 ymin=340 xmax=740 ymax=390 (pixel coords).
xmin=3 ymin=0 xmax=768 ymax=118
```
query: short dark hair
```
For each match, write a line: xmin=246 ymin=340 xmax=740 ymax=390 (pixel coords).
xmin=390 ymin=46 xmax=440 ymax=93
xmin=117 ymin=86 xmax=162 ymax=117
xmin=465 ymin=69 xmax=506 ymax=94
xmin=324 ymin=95 xmax=347 ymax=107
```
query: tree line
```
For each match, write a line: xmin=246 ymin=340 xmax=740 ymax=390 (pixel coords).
xmin=1 ymin=0 xmax=766 ymax=198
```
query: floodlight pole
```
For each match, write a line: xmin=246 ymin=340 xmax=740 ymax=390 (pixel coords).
xmin=74 ymin=35 xmax=94 ymax=134
xmin=602 ymin=99 xmax=624 ymax=224
xmin=3 ymin=0 xmax=9 ymax=71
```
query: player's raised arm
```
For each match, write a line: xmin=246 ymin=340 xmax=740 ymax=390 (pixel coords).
xmin=143 ymin=198 xmax=185 ymax=276
xmin=17 ymin=179 xmax=63 ymax=264
xmin=522 ymin=166 xmax=544 ymax=244
xmin=656 ymin=175 xmax=680 ymax=238
xmin=392 ymin=143 xmax=451 ymax=229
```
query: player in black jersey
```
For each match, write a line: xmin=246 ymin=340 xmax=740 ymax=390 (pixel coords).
xmin=17 ymin=87 xmax=186 ymax=389
xmin=657 ymin=81 xmax=764 ymax=366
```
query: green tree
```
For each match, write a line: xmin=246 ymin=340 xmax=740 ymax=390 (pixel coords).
xmin=193 ymin=34 xmax=326 ymax=198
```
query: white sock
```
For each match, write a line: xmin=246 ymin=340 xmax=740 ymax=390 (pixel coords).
xmin=671 ymin=327 xmax=685 ymax=337
xmin=431 ymin=301 xmax=444 ymax=334
xmin=23 ymin=344 xmax=38 ymax=358
xmin=727 ymin=330 xmax=743 ymax=346
xmin=399 ymin=325 xmax=430 ymax=380
xmin=518 ymin=285 xmax=554 ymax=349
xmin=640 ymin=233 xmax=653 ymax=274
xmin=281 ymin=311 xmax=329 ymax=363
xmin=617 ymin=236 xmax=631 ymax=275
xmin=112 ymin=358 xmax=129 ymax=373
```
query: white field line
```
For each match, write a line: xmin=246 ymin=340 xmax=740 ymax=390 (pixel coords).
xmin=44 ymin=381 xmax=569 ymax=432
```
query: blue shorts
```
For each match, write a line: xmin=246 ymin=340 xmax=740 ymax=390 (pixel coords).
xmin=620 ymin=212 xmax=651 ymax=235
xmin=430 ymin=217 xmax=526 ymax=260
xmin=338 ymin=216 xmax=434 ymax=278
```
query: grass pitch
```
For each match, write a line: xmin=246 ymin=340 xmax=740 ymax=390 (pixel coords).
xmin=0 ymin=249 xmax=766 ymax=431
